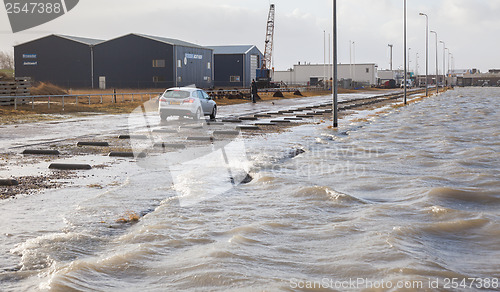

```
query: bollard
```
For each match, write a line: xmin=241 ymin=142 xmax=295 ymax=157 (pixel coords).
xmin=132 ymin=94 xmax=134 ymax=102
xmin=62 ymin=96 xmax=65 ymax=111
xmin=88 ymin=95 xmax=91 ymax=105
xmin=100 ymin=95 xmax=103 ymax=104
xmin=14 ymin=97 xmax=17 ymax=110
xmin=76 ymin=95 xmax=78 ymax=107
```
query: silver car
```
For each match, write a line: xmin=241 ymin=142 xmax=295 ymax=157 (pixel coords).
xmin=158 ymin=87 xmax=217 ymax=120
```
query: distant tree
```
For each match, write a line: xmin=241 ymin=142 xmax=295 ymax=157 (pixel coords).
xmin=0 ymin=51 xmax=14 ymax=70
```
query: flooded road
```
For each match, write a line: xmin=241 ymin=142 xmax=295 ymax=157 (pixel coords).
xmin=1 ymin=88 xmax=499 ymax=291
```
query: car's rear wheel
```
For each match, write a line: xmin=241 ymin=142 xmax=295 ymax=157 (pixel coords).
xmin=160 ymin=112 xmax=168 ymax=120
xmin=209 ymin=106 xmax=217 ymax=120
xmin=194 ymin=108 xmax=202 ymax=120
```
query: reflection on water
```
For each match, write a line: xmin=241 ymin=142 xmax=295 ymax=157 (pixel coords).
xmin=1 ymin=87 xmax=499 ymax=291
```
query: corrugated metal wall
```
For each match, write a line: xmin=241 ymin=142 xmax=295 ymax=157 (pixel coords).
xmin=93 ymin=35 xmax=174 ymax=89
xmin=14 ymin=35 xmax=93 ymax=88
xmin=174 ymin=45 xmax=213 ymax=88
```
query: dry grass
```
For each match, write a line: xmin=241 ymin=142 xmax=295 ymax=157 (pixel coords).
xmin=31 ymin=82 xmax=69 ymax=95
xmin=0 ymin=87 xmax=396 ymax=125
xmin=0 ymin=70 xmax=15 ymax=80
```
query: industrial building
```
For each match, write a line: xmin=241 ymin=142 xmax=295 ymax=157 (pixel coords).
xmin=94 ymin=34 xmax=213 ymax=89
xmin=457 ymin=69 xmax=500 ymax=87
xmin=273 ymin=63 xmax=378 ymax=87
xmin=14 ymin=34 xmax=103 ymax=88
xmin=208 ymin=45 xmax=263 ymax=88
xmin=14 ymin=33 xmax=214 ymax=89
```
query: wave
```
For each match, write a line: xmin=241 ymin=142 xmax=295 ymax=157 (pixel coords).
xmin=392 ymin=217 xmax=491 ymax=240
xmin=293 ymin=186 xmax=366 ymax=206
xmin=10 ymin=232 xmax=104 ymax=272
xmin=427 ymin=187 xmax=500 ymax=206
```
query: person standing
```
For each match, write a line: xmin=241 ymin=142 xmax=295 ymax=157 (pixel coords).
xmin=251 ymin=79 xmax=258 ymax=103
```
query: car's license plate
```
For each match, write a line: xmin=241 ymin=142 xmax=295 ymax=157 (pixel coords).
xmin=169 ymin=101 xmax=181 ymax=105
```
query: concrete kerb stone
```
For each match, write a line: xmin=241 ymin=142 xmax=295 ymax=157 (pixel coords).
xmin=49 ymin=163 xmax=92 ymax=170
xmin=77 ymin=141 xmax=110 ymax=147
xmin=0 ymin=179 xmax=19 ymax=186
xmin=22 ymin=149 xmax=61 ymax=155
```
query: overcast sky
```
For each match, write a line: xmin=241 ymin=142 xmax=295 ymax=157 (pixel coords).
xmin=1 ymin=0 xmax=499 ymax=73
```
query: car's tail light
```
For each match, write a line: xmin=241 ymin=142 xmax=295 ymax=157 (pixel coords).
xmin=159 ymin=97 xmax=167 ymax=102
xmin=183 ymin=98 xmax=195 ymax=103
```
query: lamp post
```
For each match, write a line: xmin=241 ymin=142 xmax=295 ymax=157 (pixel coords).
xmin=430 ymin=30 xmax=438 ymax=94
xmin=416 ymin=52 xmax=419 ymax=76
xmin=440 ymin=41 xmax=446 ymax=87
xmin=352 ymin=41 xmax=356 ymax=86
xmin=419 ymin=12 xmax=428 ymax=96
xmin=448 ymin=49 xmax=452 ymax=76
xmin=323 ymin=30 xmax=326 ymax=90
xmin=408 ymin=47 xmax=411 ymax=73
xmin=332 ymin=0 xmax=338 ymax=128
xmin=388 ymin=44 xmax=393 ymax=71
xmin=403 ymin=0 xmax=407 ymax=104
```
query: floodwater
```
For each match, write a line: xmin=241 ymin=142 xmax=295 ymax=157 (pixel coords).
xmin=1 ymin=87 xmax=499 ymax=291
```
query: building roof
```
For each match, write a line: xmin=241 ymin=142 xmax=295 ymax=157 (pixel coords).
xmin=56 ymin=34 xmax=104 ymax=45
xmin=208 ymin=45 xmax=258 ymax=55
xmin=133 ymin=33 xmax=206 ymax=49
xmin=14 ymin=34 xmax=104 ymax=47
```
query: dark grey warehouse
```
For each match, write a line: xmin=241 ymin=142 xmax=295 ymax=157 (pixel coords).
xmin=14 ymin=34 xmax=264 ymax=90
xmin=14 ymin=34 xmax=103 ymax=88
xmin=208 ymin=45 xmax=263 ymax=88
xmin=94 ymin=34 xmax=213 ymax=89
xmin=15 ymin=33 xmax=214 ymax=89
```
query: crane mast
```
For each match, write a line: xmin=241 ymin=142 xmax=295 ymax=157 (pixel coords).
xmin=256 ymin=4 xmax=275 ymax=88
xmin=262 ymin=4 xmax=275 ymax=70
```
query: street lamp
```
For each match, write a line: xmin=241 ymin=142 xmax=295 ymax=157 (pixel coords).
xmin=352 ymin=41 xmax=356 ymax=85
xmin=448 ymin=49 xmax=452 ymax=76
xmin=388 ymin=44 xmax=393 ymax=71
xmin=403 ymin=0 xmax=407 ymax=104
xmin=440 ymin=40 xmax=446 ymax=87
xmin=419 ymin=12 xmax=428 ymax=96
xmin=408 ymin=47 xmax=411 ymax=76
xmin=430 ymin=30 xmax=438 ymax=94
xmin=332 ymin=0 xmax=338 ymax=128
xmin=416 ymin=52 xmax=419 ymax=76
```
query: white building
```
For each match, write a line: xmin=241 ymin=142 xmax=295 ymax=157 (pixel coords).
xmin=273 ymin=63 xmax=378 ymax=86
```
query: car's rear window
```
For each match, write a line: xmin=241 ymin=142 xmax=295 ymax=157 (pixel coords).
xmin=163 ymin=90 xmax=191 ymax=99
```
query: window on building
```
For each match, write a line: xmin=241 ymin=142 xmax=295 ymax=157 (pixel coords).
xmin=153 ymin=60 xmax=165 ymax=68
xmin=230 ymin=76 xmax=241 ymax=82
xmin=153 ymin=76 xmax=166 ymax=82
xmin=177 ymin=60 xmax=182 ymax=68
xmin=366 ymin=68 xmax=370 ymax=73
